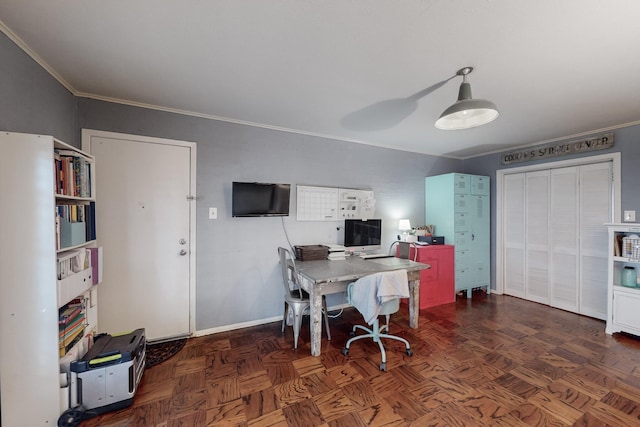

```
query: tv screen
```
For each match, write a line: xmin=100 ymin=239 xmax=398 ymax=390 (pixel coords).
xmin=232 ymin=182 xmax=291 ymax=217
xmin=344 ymin=219 xmax=382 ymax=251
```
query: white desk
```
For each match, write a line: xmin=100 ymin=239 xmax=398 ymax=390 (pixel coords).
xmin=294 ymin=256 xmax=430 ymax=356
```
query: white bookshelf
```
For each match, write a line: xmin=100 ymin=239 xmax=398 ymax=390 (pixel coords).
xmin=0 ymin=132 xmax=100 ymax=425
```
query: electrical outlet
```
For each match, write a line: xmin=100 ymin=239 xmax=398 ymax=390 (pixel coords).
xmin=624 ymin=210 xmax=636 ymax=222
xmin=209 ymin=207 xmax=217 ymax=219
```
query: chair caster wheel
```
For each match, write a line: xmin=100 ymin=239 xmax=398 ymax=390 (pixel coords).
xmin=349 ymin=331 xmax=356 ymax=337
xmin=341 ymin=348 xmax=349 ymax=356
xmin=406 ymin=348 xmax=413 ymax=356
xmin=380 ymin=363 xmax=386 ymax=371
xmin=58 ymin=406 xmax=86 ymax=427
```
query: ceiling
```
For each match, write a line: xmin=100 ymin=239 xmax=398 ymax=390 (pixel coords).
xmin=2 ymin=1 xmax=640 ymax=158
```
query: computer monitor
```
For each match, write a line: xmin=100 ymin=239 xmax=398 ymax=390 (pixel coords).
xmin=344 ymin=219 xmax=382 ymax=252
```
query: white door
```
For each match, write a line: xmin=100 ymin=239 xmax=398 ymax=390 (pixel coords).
xmin=83 ymin=130 xmax=196 ymax=341
xmin=579 ymin=162 xmax=612 ymax=319
xmin=550 ymin=167 xmax=579 ymax=312
xmin=503 ymin=173 xmax=525 ymax=297
xmin=525 ymin=170 xmax=550 ymax=304
xmin=498 ymin=157 xmax=615 ymax=320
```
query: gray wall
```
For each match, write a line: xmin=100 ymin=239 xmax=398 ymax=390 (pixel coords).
xmin=0 ymin=32 xmax=77 ymax=145
xmin=77 ymin=98 xmax=460 ymax=329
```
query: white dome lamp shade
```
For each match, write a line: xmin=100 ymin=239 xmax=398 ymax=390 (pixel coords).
xmin=435 ymin=66 xmax=499 ymax=130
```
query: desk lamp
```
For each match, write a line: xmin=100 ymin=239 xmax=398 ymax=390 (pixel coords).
xmin=399 ymin=219 xmax=411 ymax=242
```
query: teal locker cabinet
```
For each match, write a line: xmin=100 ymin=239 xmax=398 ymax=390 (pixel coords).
xmin=425 ymin=173 xmax=490 ymax=298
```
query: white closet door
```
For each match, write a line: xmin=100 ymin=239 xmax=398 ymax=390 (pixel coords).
xmin=579 ymin=162 xmax=612 ymax=320
xmin=550 ymin=167 xmax=579 ymax=312
xmin=525 ymin=171 xmax=550 ymax=304
xmin=503 ymin=174 xmax=525 ymax=297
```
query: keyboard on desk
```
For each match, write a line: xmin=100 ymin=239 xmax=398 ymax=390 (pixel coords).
xmin=359 ymin=253 xmax=393 ymax=259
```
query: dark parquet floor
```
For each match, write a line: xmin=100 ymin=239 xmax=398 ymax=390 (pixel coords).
xmin=81 ymin=292 xmax=640 ymax=426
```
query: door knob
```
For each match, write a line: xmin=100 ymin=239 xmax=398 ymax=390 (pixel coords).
xmin=179 ymin=249 xmax=187 ymax=256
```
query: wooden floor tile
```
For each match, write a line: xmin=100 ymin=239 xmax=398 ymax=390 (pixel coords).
xmin=241 ymin=388 xmax=280 ymax=421
xmin=312 ymin=388 xmax=356 ymax=422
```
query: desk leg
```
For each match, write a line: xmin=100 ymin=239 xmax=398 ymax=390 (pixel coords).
xmin=310 ymin=289 xmax=323 ymax=356
xmin=409 ymin=278 xmax=420 ymax=329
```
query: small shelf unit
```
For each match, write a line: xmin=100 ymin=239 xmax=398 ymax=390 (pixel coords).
xmin=605 ymin=223 xmax=640 ymax=337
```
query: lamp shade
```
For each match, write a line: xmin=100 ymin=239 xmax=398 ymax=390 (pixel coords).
xmin=398 ymin=219 xmax=411 ymax=231
xmin=435 ymin=68 xmax=499 ymax=130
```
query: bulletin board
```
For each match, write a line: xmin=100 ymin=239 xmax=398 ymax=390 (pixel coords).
xmin=296 ymin=185 xmax=375 ymax=221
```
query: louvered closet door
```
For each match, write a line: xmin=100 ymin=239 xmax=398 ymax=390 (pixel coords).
xmin=525 ymin=170 xmax=551 ymax=304
xmin=503 ymin=174 xmax=525 ymax=297
xmin=550 ymin=167 xmax=579 ymax=312
xmin=501 ymin=160 xmax=613 ymax=319
xmin=579 ymin=162 xmax=612 ymax=320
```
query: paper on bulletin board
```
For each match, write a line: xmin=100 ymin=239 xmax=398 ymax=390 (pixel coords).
xmin=338 ymin=188 xmax=375 ymax=220
xmin=296 ymin=185 xmax=375 ymax=221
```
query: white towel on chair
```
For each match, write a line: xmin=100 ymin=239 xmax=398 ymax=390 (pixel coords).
xmin=377 ymin=268 xmax=409 ymax=304
xmin=349 ymin=269 xmax=409 ymax=325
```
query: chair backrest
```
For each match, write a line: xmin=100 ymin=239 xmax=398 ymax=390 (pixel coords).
xmin=278 ymin=247 xmax=303 ymax=298
xmin=397 ymin=241 xmax=411 ymax=259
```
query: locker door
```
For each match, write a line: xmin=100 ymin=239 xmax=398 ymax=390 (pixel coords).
xmin=471 ymin=175 xmax=490 ymax=196
xmin=469 ymin=195 xmax=490 ymax=288
xmin=453 ymin=173 xmax=470 ymax=194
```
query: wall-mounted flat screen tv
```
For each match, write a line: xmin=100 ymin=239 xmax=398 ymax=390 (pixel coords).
xmin=232 ymin=182 xmax=291 ymax=217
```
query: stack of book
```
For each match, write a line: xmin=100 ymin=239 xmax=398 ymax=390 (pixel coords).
xmin=59 ymin=301 xmax=85 ymax=356
xmin=326 ymin=244 xmax=347 ymax=261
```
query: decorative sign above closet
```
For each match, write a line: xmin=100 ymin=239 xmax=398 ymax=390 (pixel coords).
xmin=296 ymin=185 xmax=375 ymax=221
xmin=501 ymin=132 xmax=614 ymax=165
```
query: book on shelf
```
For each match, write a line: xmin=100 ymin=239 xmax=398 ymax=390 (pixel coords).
xmin=615 ymin=234 xmax=623 ymax=257
xmin=56 ymin=204 xmax=89 ymax=249
xmin=54 ymin=149 xmax=92 ymax=198
xmin=59 ymin=327 xmax=85 ymax=357
xmin=85 ymin=202 xmax=96 ymax=241
xmin=59 ymin=314 xmax=84 ymax=340
xmin=88 ymin=246 xmax=103 ymax=285
xmin=59 ymin=305 xmax=82 ymax=326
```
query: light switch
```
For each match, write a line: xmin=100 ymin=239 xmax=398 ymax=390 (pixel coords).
xmin=624 ymin=210 xmax=636 ymax=222
xmin=209 ymin=207 xmax=218 ymax=219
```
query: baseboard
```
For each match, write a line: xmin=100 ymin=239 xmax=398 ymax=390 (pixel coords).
xmin=193 ymin=303 xmax=351 ymax=338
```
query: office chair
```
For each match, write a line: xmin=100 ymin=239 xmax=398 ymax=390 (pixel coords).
xmin=278 ymin=247 xmax=331 ymax=349
xmin=341 ymin=270 xmax=412 ymax=371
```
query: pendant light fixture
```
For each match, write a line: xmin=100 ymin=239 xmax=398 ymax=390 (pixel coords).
xmin=435 ymin=66 xmax=498 ymax=130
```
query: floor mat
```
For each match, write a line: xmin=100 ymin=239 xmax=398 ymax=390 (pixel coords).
xmin=145 ymin=338 xmax=187 ymax=368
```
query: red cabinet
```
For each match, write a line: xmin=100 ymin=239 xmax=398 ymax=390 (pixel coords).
xmin=398 ymin=244 xmax=455 ymax=309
